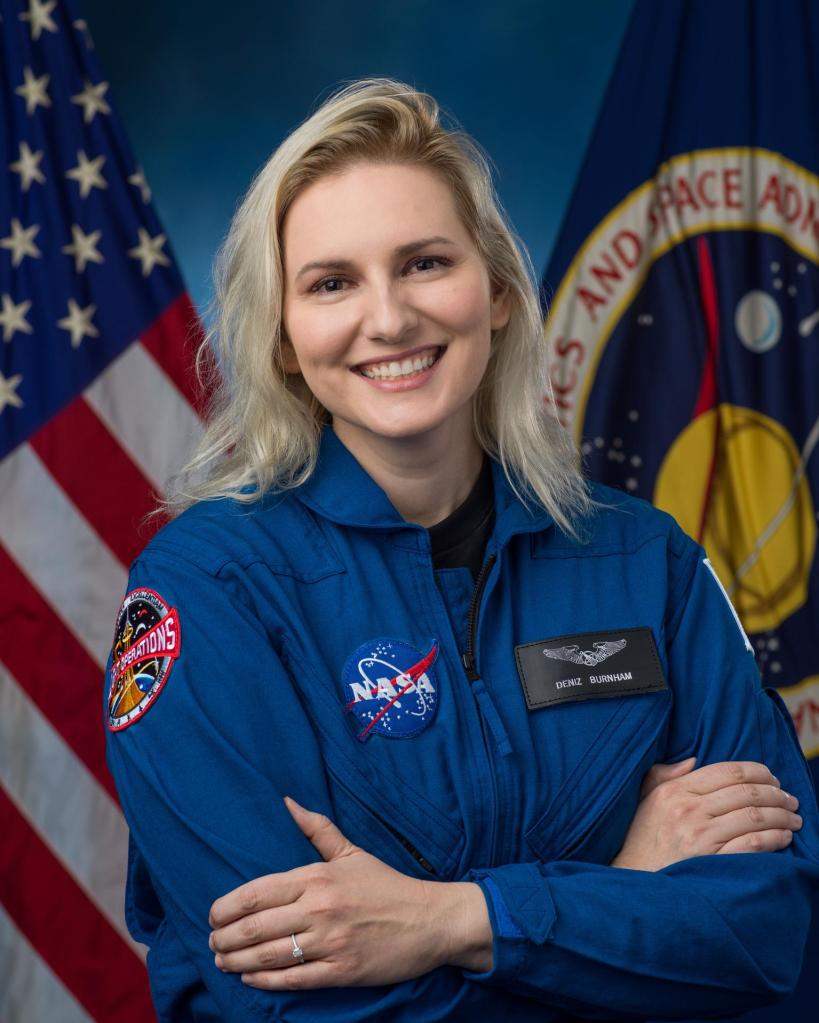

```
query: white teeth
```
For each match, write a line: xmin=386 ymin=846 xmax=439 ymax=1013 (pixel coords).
xmin=359 ymin=348 xmax=441 ymax=380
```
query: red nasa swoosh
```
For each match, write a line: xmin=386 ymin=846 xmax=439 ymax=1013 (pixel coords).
xmin=345 ymin=641 xmax=438 ymax=740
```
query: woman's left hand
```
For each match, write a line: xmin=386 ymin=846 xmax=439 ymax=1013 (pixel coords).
xmin=208 ymin=797 xmax=492 ymax=989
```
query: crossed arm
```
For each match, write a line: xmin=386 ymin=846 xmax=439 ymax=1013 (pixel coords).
xmin=108 ymin=547 xmax=819 ymax=1020
xmin=208 ymin=757 xmax=804 ymax=990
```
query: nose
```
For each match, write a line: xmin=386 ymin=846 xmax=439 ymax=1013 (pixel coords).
xmin=360 ymin=277 xmax=420 ymax=345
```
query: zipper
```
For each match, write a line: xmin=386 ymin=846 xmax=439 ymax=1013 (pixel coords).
xmin=330 ymin=766 xmax=440 ymax=876
xmin=457 ymin=552 xmax=501 ymax=865
xmin=461 ymin=553 xmax=497 ymax=681
xmin=368 ymin=805 xmax=438 ymax=876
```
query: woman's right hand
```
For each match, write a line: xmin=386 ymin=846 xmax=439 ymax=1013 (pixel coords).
xmin=611 ymin=757 xmax=803 ymax=871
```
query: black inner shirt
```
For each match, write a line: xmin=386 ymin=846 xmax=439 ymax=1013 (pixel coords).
xmin=428 ymin=455 xmax=495 ymax=581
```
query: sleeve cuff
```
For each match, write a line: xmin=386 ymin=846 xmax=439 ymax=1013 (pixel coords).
xmin=460 ymin=863 xmax=556 ymax=985
xmin=480 ymin=874 xmax=526 ymax=938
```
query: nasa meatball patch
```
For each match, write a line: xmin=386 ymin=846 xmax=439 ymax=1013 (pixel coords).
xmin=342 ymin=638 xmax=439 ymax=742
xmin=107 ymin=588 xmax=181 ymax=731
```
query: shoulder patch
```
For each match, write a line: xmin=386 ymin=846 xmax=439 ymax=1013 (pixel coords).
xmin=107 ymin=588 xmax=181 ymax=731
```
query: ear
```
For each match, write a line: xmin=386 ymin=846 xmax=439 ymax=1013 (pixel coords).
xmin=490 ymin=282 xmax=512 ymax=331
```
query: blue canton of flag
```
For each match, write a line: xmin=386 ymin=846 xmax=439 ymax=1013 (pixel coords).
xmin=541 ymin=3 xmax=819 ymax=1022
xmin=0 ymin=2 xmax=206 ymax=1019
xmin=1 ymin=0 xmax=192 ymax=454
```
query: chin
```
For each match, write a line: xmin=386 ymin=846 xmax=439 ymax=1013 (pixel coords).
xmin=339 ymin=415 xmax=447 ymax=444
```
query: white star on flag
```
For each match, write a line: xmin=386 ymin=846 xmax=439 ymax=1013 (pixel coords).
xmin=57 ymin=299 xmax=99 ymax=348
xmin=66 ymin=150 xmax=107 ymax=199
xmin=15 ymin=67 xmax=52 ymax=115
xmin=0 ymin=219 xmax=42 ymax=267
xmin=128 ymin=166 xmax=152 ymax=204
xmin=18 ymin=0 xmax=58 ymax=41
xmin=0 ymin=294 xmax=34 ymax=342
xmin=9 ymin=141 xmax=46 ymax=192
xmin=70 ymin=79 xmax=111 ymax=124
xmin=0 ymin=371 xmax=24 ymax=413
xmin=62 ymin=224 xmax=104 ymax=273
xmin=128 ymin=227 xmax=170 ymax=276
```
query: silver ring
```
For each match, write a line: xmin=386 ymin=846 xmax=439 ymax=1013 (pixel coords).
xmin=290 ymin=932 xmax=305 ymax=964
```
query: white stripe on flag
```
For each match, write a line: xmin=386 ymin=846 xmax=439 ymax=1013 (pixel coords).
xmin=0 ymin=906 xmax=94 ymax=1023
xmin=0 ymin=662 xmax=145 ymax=959
xmin=0 ymin=444 xmax=127 ymax=668
xmin=84 ymin=340 xmax=204 ymax=492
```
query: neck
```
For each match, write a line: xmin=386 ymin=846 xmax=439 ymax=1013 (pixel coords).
xmin=331 ymin=413 xmax=484 ymax=528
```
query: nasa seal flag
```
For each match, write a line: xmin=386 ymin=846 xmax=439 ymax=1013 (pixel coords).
xmin=540 ymin=2 xmax=819 ymax=776
xmin=107 ymin=588 xmax=181 ymax=731
xmin=342 ymin=637 xmax=439 ymax=741
xmin=515 ymin=627 xmax=667 ymax=710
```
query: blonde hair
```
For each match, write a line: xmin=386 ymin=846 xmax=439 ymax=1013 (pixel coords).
xmin=166 ymin=77 xmax=592 ymax=536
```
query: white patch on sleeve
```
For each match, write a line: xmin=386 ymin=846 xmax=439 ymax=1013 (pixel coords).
xmin=703 ymin=558 xmax=754 ymax=654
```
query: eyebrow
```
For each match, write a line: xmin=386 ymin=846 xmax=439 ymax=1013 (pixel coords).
xmin=293 ymin=236 xmax=458 ymax=282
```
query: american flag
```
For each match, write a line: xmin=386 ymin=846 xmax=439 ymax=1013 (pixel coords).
xmin=1 ymin=2 xmax=207 ymax=1018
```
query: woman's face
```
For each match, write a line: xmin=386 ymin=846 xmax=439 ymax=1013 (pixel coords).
xmin=280 ymin=162 xmax=511 ymax=454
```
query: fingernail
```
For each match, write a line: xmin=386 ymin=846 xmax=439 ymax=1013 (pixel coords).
xmin=786 ymin=792 xmax=799 ymax=807
xmin=214 ymin=954 xmax=224 ymax=969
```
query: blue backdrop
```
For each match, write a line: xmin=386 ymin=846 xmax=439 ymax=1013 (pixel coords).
xmin=81 ymin=0 xmax=634 ymax=317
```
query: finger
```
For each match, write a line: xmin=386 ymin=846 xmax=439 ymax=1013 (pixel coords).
xmin=708 ymin=806 xmax=802 ymax=846
xmin=209 ymin=882 xmax=298 ymax=931
xmin=209 ymin=871 xmax=307 ymax=928
xmin=683 ymin=761 xmax=779 ymax=796
xmin=717 ymin=829 xmax=794 ymax=854
xmin=641 ymin=756 xmax=697 ymax=798
xmin=210 ymin=905 xmax=305 ymax=953
xmin=241 ymin=961 xmax=338 ymax=990
xmin=284 ymin=796 xmax=357 ymax=861
xmin=216 ymin=928 xmax=318 ymax=974
xmin=703 ymin=782 xmax=799 ymax=819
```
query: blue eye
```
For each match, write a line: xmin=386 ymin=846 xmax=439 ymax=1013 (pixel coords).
xmin=310 ymin=256 xmax=451 ymax=295
xmin=313 ymin=277 xmax=345 ymax=294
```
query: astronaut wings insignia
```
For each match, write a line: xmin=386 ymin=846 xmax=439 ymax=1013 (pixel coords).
xmin=542 ymin=638 xmax=627 ymax=667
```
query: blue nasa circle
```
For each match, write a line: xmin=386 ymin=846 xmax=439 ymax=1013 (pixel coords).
xmin=341 ymin=637 xmax=439 ymax=741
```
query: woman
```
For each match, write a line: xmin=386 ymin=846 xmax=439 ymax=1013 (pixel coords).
xmin=104 ymin=79 xmax=818 ymax=1021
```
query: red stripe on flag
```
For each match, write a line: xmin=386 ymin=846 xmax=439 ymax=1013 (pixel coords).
xmin=28 ymin=397 xmax=166 ymax=568
xmin=0 ymin=546 xmax=118 ymax=803
xmin=140 ymin=292 xmax=210 ymax=417
xmin=0 ymin=788 xmax=154 ymax=1021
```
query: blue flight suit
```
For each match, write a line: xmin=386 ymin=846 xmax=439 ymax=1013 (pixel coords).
xmin=104 ymin=424 xmax=819 ymax=1021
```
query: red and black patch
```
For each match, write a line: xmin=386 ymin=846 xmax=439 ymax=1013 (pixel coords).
xmin=107 ymin=588 xmax=181 ymax=731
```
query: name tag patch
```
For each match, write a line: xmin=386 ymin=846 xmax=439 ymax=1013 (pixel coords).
xmin=514 ymin=627 xmax=666 ymax=710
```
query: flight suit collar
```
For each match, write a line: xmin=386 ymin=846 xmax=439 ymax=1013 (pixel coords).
xmin=295 ymin=424 xmax=554 ymax=546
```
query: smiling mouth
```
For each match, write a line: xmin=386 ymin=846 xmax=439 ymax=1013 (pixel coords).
xmin=354 ymin=346 xmax=445 ymax=381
